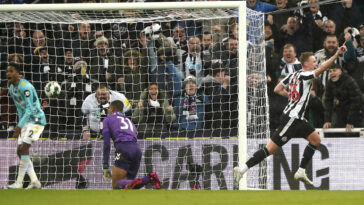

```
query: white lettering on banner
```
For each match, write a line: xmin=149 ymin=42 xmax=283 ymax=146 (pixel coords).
xmin=271 ymin=138 xmax=364 ymax=190
xmin=0 ymin=138 xmax=364 ymax=190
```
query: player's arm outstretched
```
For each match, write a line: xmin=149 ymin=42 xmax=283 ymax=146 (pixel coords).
xmin=314 ymin=42 xmax=347 ymax=77
xmin=102 ymin=117 xmax=112 ymax=182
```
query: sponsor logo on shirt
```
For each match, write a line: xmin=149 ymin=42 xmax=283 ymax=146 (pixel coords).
xmin=24 ymin=90 xmax=30 ymax=97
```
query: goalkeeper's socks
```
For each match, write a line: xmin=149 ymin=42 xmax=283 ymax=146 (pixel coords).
xmin=27 ymin=159 xmax=39 ymax=182
xmin=299 ymin=143 xmax=317 ymax=168
xmin=16 ymin=155 xmax=31 ymax=183
xmin=132 ymin=176 xmax=150 ymax=189
xmin=246 ymin=147 xmax=270 ymax=168
xmin=119 ymin=176 xmax=150 ymax=189
xmin=117 ymin=180 xmax=132 ymax=189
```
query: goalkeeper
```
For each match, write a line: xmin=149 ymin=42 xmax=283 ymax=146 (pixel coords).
xmin=102 ymin=100 xmax=161 ymax=189
xmin=6 ymin=63 xmax=46 ymax=189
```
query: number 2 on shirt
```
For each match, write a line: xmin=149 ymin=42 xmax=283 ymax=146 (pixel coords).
xmin=117 ymin=116 xmax=134 ymax=132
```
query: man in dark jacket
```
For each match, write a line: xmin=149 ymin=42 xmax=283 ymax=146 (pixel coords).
xmin=199 ymin=62 xmax=230 ymax=129
xmin=323 ymin=63 xmax=364 ymax=131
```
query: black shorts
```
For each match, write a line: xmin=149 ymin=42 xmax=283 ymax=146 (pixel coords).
xmin=271 ymin=114 xmax=315 ymax=147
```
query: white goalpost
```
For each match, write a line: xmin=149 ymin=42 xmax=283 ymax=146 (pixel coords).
xmin=0 ymin=1 xmax=269 ymax=190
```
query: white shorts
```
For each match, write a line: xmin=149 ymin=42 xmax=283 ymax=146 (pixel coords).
xmin=18 ymin=124 xmax=45 ymax=145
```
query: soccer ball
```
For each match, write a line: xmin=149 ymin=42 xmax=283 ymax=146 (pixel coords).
xmin=44 ymin=81 xmax=61 ymax=98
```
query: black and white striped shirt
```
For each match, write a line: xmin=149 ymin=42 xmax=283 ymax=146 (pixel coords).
xmin=315 ymin=49 xmax=343 ymax=87
xmin=281 ymin=70 xmax=316 ymax=120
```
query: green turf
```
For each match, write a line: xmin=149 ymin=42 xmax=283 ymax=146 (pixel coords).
xmin=0 ymin=190 xmax=363 ymax=205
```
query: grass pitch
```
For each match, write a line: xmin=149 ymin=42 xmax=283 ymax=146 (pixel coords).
xmin=0 ymin=190 xmax=363 ymax=205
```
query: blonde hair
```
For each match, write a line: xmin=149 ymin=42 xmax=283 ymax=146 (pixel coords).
xmin=299 ymin=52 xmax=314 ymax=65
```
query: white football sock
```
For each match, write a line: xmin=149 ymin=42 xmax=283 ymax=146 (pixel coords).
xmin=240 ymin=164 xmax=249 ymax=173
xmin=16 ymin=155 xmax=31 ymax=183
xmin=27 ymin=160 xmax=39 ymax=182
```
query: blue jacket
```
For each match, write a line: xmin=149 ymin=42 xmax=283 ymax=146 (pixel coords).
xmin=246 ymin=1 xmax=278 ymax=13
xmin=150 ymin=60 xmax=183 ymax=98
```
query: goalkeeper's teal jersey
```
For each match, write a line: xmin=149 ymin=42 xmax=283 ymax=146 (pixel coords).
xmin=9 ymin=78 xmax=46 ymax=128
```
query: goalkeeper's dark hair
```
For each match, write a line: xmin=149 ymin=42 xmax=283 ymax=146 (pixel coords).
xmin=203 ymin=31 xmax=211 ymax=35
xmin=110 ymin=100 xmax=124 ymax=112
xmin=8 ymin=62 xmax=23 ymax=75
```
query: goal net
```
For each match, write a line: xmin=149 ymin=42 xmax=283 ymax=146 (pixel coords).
xmin=0 ymin=2 xmax=268 ymax=190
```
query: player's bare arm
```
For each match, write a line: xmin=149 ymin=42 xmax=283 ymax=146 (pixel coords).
xmin=274 ymin=83 xmax=289 ymax=98
xmin=314 ymin=42 xmax=347 ymax=77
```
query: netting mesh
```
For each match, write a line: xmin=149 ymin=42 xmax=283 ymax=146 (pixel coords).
xmin=0 ymin=7 xmax=268 ymax=190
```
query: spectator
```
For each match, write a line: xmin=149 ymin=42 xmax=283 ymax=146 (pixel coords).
xmin=278 ymin=44 xmax=302 ymax=77
xmin=246 ymin=0 xmax=278 ymax=13
xmin=151 ymin=47 xmax=183 ymax=99
xmin=212 ymin=36 xmax=238 ymax=70
xmin=201 ymin=32 xmax=213 ymax=54
xmin=359 ymin=23 xmax=364 ymax=38
xmin=322 ymin=20 xmax=337 ymax=36
xmin=7 ymin=22 xmax=31 ymax=59
xmin=31 ymin=46 xmax=58 ymax=93
xmin=169 ymin=12 xmax=202 ymax=38
xmin=323 ymin=63 xmax=363 ymax=131
xmin=308 ymin=0 xmax=328 ymax=27
xmin=138 ymin=23 xmax=172 ymax=78
xmin=276 ymin=15 xmax=313 ymax=57
xmin=348 ymin=36 xmax=364 ymax=92
xmin=81 ymin=84 xmax=131 ymax=139
xmin=30 ymin=30 xmax=59 ymax=63
xmin=315 ymin=34 xmax=356 ymax=90
xmin=167 ymin=25 xmax=188 ymax=53
xmin=89 ymin=36 xmax=117 ymax=90
xmin=132 ymin=83 xmax=176 ymax=133
xmin=312 ymin=18 xmax=344 ymax=53
xmin=58 ymin=57 xmax=93 ymax=137
xmin=172 ymin=76 xmax=210 ymax=131
xmin=56 ymin=48 xmax=74 ymax=84
xmin=33 ymin=46 xmax=62 ymax=138
xmin=264 ymin=22 xmax=280 ymax=95
xmin=228 ymin=23 xmax=238 ymax=40
xmin=202 ymin=9 xmax=229 ymax=43
xmin=199 ymin=62 xmax=230 ymax=129
xmin=182 ymin=36 xmax=211 ymax=87
xmin=115 ymin=49 xmax=148 ymax=104
xmin=356 ymin=36 xmax=364 ymax=62
xmin=213 ymin=36 xmax=239 ymax=127
xmin=324 ymin=0 xmax=359 ymax=34
xmin=270 ymin=0 xmax=293 ymax=32
xmin=64 ymin=23 xmax=95 ymax=60
xmin=109 ymin=23 xmax=129 ymax=56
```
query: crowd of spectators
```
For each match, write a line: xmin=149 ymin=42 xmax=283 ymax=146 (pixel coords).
xmin=0 ymin=0 xmax=363 ymax=139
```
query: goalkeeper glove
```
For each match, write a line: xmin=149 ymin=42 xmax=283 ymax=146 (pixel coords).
xmin=103 ymin=169 xmax=112 ymax=182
